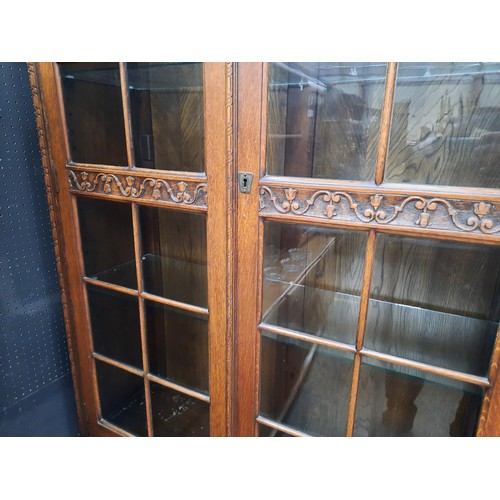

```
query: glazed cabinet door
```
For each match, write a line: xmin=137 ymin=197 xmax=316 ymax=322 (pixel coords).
xmin=31 ymin=63 xmax=232 ymax=436
xmin=235 ymin=62 xmax=500 ymax=436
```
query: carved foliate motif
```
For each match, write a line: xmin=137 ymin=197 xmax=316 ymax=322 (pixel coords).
xmin=68 ymin=170 xmax=208 ymax=208
xmin=259 ymin=186 xmax=500 ymax=235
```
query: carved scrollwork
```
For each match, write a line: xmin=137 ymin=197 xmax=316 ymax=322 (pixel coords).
xmin=68 ymin=170 xmax=208 ymax=208
xmin=259 ymin=186 xmax=500 ymax=235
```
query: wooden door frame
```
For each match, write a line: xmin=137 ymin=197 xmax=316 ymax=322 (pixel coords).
xmin=29 ymin=62 xmax=234 ymax=436
xmin=233 ymin=62 xmax=500 ymax=436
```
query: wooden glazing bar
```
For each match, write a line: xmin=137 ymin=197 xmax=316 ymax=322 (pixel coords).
xmin=118 ymin=63 xmax=135 ymax=169
xmin=147 ymin=373 xmax=210 ymax=404
xmin=140 ymin=291 xmax=209 ymax=316
xmin=92 ymin=352 xmax=144 ymax=377
xmin=346 ymin=354 xmax=361 ymax=436
xmin=256 ymin=416 xmax=311 ymax=437
xmin=346 ymin=230 xmax=376 ymax=436
xmin=132 ymin=203 xmax=153 ymax=437
xmin=83 ymin=277 xmax=138 ymax=297
xmin=355 ymin=230 xmax=376 ymax=351
xmin=98 ymin=418 xmax=134 ymax=437
xmin=477 ymin=325 xmax=500 ymax=435
xmin=360 ymin=348 xmax=491 ymax=388
xmin=259 ymin=322 xmax=356 ymax=354
xmin=375 ymin=62 xmax=397 ymax=185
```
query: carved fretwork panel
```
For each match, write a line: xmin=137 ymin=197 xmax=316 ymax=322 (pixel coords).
xmin=68 ymin=168 xmax=208 ymax=210
xmin=259 ymin=185 xmax=500 ymax=238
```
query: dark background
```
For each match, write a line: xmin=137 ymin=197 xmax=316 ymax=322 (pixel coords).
xmin=0 ymin=62 xmax=78 ymax=436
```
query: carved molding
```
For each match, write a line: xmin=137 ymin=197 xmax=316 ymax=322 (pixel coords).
xmin=225 ymin=62 xmax=235 ymax=435
xmin=259 ymin=185 xmax=500 ymax=236
xmin=68 ymin=169 xmax=208 ymax=208
xmin=27 ymin=63 xmax=85 ymax=429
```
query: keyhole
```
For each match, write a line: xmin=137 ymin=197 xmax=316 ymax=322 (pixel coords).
xmin=243 ymin=177 xmax=248 ymax=190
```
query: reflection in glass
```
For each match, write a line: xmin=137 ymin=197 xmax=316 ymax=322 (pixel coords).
xmin=258 ymin=425 xmax=294 ymax=437
xmin=95 ymin=360 xmax=147 ymax=436
xmin=353 ymin=359 xmax=484 ymax=436
xmin=59 ymin=63 xmax=128 ymax=166
xmin=77 ymin=197 xmax=137 ymax=289
xmin=385 ymin=62 xmax=500 ymax=187
xmin=127 ymin=62 xmax=204 ymax=171
xmin=267 ymin=62 xmax=387 ymax=180
xmin=87 ymin=285 xmax=142 ymax=368
xmin=139 ymin=206 xmax=207 ymax=307
xmin=150 ymin=383 xmax=209 ymax=437
xmin=260 ymin=332 xmax=353 ymax=436
xmin=146 ymin=300 xmax=209 ymax=393
xmin=365 ymin=234 xmax=500 ymax=377
xmin=262 ymin=222 xmax=366 ymax=345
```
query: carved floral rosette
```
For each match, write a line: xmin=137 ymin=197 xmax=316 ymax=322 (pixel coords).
xmin=259 ymin=186 xmax=500 ymax=236
xmin=68 ymin=169 xmax=208 ymax=209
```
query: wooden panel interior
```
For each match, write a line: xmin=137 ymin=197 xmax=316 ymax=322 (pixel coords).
xmin=59 ymin=63 xmax=128 ymax=166
xmin=260 ymin=222 xmax=500 ymax=436
xmin=95 ymin=360 xmax=147 ymax=436
xmin=139 ymin=206 xmax=209 ymax=396
xmin=128 ymin=63 xmax=204 ymax=171
xmin=77 ymin=197 xmax=136 ymax=288
xmin=385 ymin=62 xmax=500 ymax=187
xmin=146 ymin=301 xmax=209 ymax=393
xmin=266 ymin=62 xmax=386 ymax=180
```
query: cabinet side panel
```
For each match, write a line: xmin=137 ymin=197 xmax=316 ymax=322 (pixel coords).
xmin=29 ymin=63 xmax=106 ymax=436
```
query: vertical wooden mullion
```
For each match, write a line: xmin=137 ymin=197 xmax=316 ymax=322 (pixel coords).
xmin=205 ymin=62 xmax=233 ymax=436
xmin=375 ymin=62 xmax=397 ymax=185
xmin=234 ymin=63 xmax=264 ymax=436
xmin=132 ymin=203 xmax=153 ymax=436
xmin=346 ymin=229 xmax=377 ymax=436
xmin=119 ymin=63 xmax=135 ymax=169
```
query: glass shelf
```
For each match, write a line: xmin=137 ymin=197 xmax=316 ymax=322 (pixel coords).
xmin=260 ymin=330 xmax=485 ymax=436
xmin=88 ymin=253 xmax=208 ymax=308
xmin=263 ymin=273 xmax=498 ymax=377
xmin=61 ymin=62 xmax=203 ymax=92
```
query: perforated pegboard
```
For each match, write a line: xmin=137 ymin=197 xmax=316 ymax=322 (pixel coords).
xmin=0 ymin=63 xmax=70 ymax=410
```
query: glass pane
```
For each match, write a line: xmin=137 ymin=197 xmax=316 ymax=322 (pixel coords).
xmin=127 ymin=62 xmax=204 ymax=171
xmin=260 ymin=332 xmax=353 ymax=436
xmin=87 ymin=285 xmax=142 ymax=369
xmin=353 ymin=359 xmax=484 ymax=436
xmin=385 ymin=62 xmax=500 ymax=187
xmin=139 ymin=206 xmax=207 ymax=307
xmin=59 ymin=63 xmax=128 ymax=166
xmin=267 ymin=62 xmax=387 ymax=180
xmin=77 ymin=197 xmax=137 ymax=289
xmin=146 ymin=300 xmax=208 ymax=393
xmin=150 ymin=382 xmax=209 ymax=436
xmin=365 ymin=234 xmax=500 ymax=377
xmin=95 ymin=360 xmax=147 ymax=436
xmin=262 ymin=222 xmax=366 ymax=345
